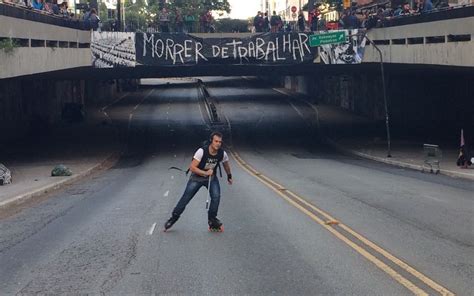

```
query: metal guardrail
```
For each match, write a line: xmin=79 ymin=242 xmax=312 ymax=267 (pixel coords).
xmin=0 ymin=1 xmax=88 ymax=30
xmin=378 ymin=3 xmax=474 ymax=27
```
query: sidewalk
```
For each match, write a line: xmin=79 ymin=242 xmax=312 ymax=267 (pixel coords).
xmin=0 ymin=108 xmax=122 ymax=209
xmin=318 ymin=104 xmax=474 ymax=181
xmin=275 ymin=87 xmax=474 ymax=181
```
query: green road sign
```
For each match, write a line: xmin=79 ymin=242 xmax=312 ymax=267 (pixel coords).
xmin=309 ymin=31 xmax=347 ymax=47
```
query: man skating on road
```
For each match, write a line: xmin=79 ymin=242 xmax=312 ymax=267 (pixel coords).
xmin=164 ymin=132 xmax=233 ymax=231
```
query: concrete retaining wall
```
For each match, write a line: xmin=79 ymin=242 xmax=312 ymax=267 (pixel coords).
xmin=0 ymin=78 xmax=130 ymax=143
xmin=363 ymin=16 xmax=474 ymax=67
xmin=0 ymin=15 xmax=91 ymax=79
xmin=281 ymin=70 xmax=474 ymax=141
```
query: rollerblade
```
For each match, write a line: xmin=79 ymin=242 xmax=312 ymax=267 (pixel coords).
xmin=163 ymin=215 xmax=179 ymax=232
xmin=208 ymin=217 xmax=224 ymax=232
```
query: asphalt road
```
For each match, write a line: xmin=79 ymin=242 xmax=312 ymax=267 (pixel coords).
xmin=0 ymin=77 xmax=472 ymax=295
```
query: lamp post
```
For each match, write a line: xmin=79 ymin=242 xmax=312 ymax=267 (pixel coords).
xmin=363 ymin=34 xmax=392 ymax=158
xmin=116 ymin=0 xmax=125 ymax=31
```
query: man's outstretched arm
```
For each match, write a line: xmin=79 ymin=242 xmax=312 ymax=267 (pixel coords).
xmin=223 ymin=161 xmax=233 ymax=185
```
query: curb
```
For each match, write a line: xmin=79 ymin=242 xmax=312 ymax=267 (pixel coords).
xmin=325 ymin=137 xmax=474 ymax=181
xmin=274 ymin=87 xmax=474 ymax=181
xmin=0 ymin=152 xmax=121 ymax=210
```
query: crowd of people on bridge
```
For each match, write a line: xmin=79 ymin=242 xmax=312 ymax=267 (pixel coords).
xmin=3 ymin=0 xmax=74 ymax=18
xmin=2 ymin=0 xmax=101 ymax=30
xmin=350 ymin=0 xmax=448 ymax=29
xmin=250 ymin=0 xmax=452 ymax=33
xmin=1 ymin=0 xmax=465 ymax=33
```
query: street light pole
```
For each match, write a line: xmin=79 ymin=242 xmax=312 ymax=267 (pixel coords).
xmin=117 ymin=0 xmax=124 ymax=31
xmin=363 ymin=34 xmax=392 ymax=158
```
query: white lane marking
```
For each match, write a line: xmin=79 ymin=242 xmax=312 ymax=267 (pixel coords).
xmin=287 ymin=98 xmax=304 ymax=116
xmin=422 ymin=195 xmax=447 ymax=203
xmin=126 ymin=89 xmax=155 ymax=132
xmin=349 ymin=174 xmax=362 ymax=181
xmin=148 ymin=223 xmax=157 ymax=235
xmin=171 ymin=175 xmax=174 ymax=179
xmin=273 ymin=87 xmax=290 ymax=97
xmin=273 ymin=87 xmax=321 ymax=132
xmin=127 ymin=114 xmax=134 ymax=130
xmin=101 ymin=92 xmax=130 ymax=112
xmin=174 ymin=155 xmax=177 ymax=158
xmin=164 ymin=190 xmax=169 ymax=197
xmin=132 ymin=88 xmax=154 ymax=112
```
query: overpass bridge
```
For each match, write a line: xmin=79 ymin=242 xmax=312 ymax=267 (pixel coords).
xmin=0 ymin=1 xmax=473 ymax=162
xmin=1 ymin=2 xmax=473 ymax=80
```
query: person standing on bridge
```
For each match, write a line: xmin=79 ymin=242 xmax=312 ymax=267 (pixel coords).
xmin=164 ymin=132 xmax=233 ymax=232
xmin=270 ymin=11 xmax=282 ymax=33
xmin=159 ymin=8 xmax=170 ymax=33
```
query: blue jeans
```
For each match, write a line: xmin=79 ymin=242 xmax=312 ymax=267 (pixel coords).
xmin=172 ymin=175 xmax=221 ymax=220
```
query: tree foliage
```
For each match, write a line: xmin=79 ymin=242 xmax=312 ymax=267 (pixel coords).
xmin=169 ymin=0 xmax=231 ymax=14
xmin=123 ymin=0 xmax=151 ymax=30
xmin=214 ymin=18 xmax=250 ymax=33
xmin=99 ymin=0 xmax=232 ymax=30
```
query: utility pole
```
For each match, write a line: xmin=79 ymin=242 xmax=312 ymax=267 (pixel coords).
xmin=363 ymin=34 xmax=392 ymax=158
xmin=116 ymin=0 xmax=124 ymax=31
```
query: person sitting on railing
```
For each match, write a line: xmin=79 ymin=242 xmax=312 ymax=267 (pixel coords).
xmin=31 ymin=0 xmax=43 ymax=10
xmin=43 ymin=0 xmax=55 ymax=13
xmin=393 ymin=5 xmax=403 ymax=16
xmin=421 ymin=0 xmax=434 ymax=12
xmin=402 ymin=2 xmax=415 ymax=15
xmin=435 ymin=0 xmax=449 ymax=9
xmin=58 ymin=1 xmax=69 ymax=18
xmin=51 ymin=0 xmax=59 ymax=14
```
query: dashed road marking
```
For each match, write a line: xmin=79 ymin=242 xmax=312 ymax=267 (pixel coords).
xmin=127 ymin=114 xmax=134 ymax=131
xmin=148 ymin=223 xmax=157 ymax=235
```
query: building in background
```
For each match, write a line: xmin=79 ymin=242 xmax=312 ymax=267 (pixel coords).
xmin=262 ymin=0 xmax=308 ymax=21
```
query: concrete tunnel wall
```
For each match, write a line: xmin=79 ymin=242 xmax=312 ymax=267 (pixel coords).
xmin=0 ymin=78 xmax=135 ymax=143
xmin=280 ymin=69 xmax=474 ymax=142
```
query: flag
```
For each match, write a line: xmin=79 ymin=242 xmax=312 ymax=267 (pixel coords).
xmin=460 ymin=129 xmax=465 ymax=147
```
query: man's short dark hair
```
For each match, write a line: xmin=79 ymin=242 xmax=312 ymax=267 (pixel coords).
xmin=210 ymin=131 xmax=223 ymax=141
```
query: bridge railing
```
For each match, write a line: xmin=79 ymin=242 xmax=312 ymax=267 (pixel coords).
xmin=379 ymin=3 xmax=474 ymax=28
xmin=0 ymin=1 xmax=88 ymax=30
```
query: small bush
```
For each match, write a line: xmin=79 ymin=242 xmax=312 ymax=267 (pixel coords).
xmin=0 ymin=38 xmax=18 ymax=55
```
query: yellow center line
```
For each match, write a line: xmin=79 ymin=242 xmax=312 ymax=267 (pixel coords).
xmin=284 ymin=189 xmax=454 ymax=296
xmin=230 ymin=150 xmax=454 ymax=296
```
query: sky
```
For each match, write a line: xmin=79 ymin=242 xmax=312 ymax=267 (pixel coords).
xmin=228 ymin=0 xmax=261 ymax=19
